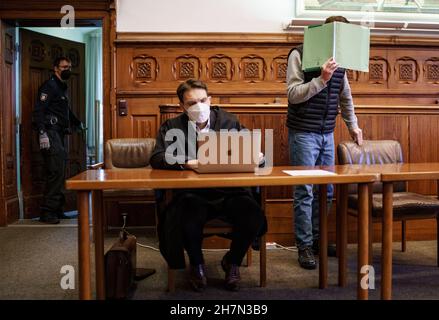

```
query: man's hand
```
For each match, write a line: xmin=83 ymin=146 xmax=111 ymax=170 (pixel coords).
xmin=349 ymin=127 xmax=363 ymax=146
xmin=76 ymin=122 xmax=87 ymax=141
xmin=321 ymin=57 xmax=339 ymax=84
xmin=39 ymin=132 xmax=50 ymax=149
xmin=76 ymin=122 xmax=87 ymax=133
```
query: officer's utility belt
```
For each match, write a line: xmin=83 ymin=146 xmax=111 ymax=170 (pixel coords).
xmin=44 ymin=115 xmax=68 ymax=133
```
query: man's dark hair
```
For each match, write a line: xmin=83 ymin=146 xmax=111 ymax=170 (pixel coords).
xmin=176 ymin=79 xmax=209 ymax=103
xmin=53 ymin=56 xmax=71 ymax=68
xmin=324 ymin=16 xmax=350 ymax=24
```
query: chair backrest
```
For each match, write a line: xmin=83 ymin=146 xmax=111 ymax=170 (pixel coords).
xmin=337 ymin=140 xmax=406 ymax=193
xmin=104 ymin=138 xmax=156 ymax=170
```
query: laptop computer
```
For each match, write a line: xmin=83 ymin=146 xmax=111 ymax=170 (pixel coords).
xmin=188 ymin=130 xmax=262 ymax=174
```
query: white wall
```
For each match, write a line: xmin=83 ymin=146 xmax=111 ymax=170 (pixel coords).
xmin=116 ymin=0 xmax=295 ymax=33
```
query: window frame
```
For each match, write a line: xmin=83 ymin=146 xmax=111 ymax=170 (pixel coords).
xmin=295 ymin=0 xmax=439 ymax=24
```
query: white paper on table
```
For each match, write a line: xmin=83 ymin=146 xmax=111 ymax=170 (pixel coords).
xmin=282 ymin=170 xmax=337 ymax=176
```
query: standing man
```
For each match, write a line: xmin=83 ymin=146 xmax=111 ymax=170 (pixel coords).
xmin=32 ymin=56 xmax=85 ymax=224
xmin=286 ymin=16 xmax=363 ymax=270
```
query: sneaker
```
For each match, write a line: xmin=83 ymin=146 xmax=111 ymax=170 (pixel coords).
xmin=57 ymin=212 xmax=76 ymax=219
xmin=39 ymin=214 xmax=60 ymax=224
xmin=221 ymin=255 xmax=241 ymax=291
xmin=312 ymin=242 xmax=337 ymax=257
xmin=189 ymin=264 xmax=207 ymax=292
xmin=298 ymin=246 xmax=316 ymax=270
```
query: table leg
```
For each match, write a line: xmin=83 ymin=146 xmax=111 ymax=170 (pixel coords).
xmin=381 ymin=182 xmax=393 ymax=300
xmin=335 ymin=185 xmax=340 ymax=258
xmin=260 ymin=186 xmax=267 ymax=287
xmin=93 ymin=190 xmax=105 ymax=300
xmin=338 ymin=184 xmax=348 ymax=287
xmin=357 ymin=183 xmax=369 ymax=300
xmin=319 ymin=184 xmax=328 ymax=289
xmin=78 ymin=191 xmax=91 ymax=300
xmin=260 ymin=234 xmax=267 ymax=287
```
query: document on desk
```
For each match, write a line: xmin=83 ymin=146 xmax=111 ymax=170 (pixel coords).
xmin=282 ymin=170 xmax=337 ymax=176
xmin=302 ymin=21 xmax=370 ymax=72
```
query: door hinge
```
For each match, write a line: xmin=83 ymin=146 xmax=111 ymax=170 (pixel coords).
xmin=14 ymin=42 xmax=20 ymax=61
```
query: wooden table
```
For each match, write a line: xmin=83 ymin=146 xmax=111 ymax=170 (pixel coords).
xmin=375 ymin=163 xmax=439 ymax=300
xmin=66 ymin=165 xmax=379 ymax=300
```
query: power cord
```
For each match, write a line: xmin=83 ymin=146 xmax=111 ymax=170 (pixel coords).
xmin=120 ymin=215 xmax=298 ymax=253
xmin=272 ymin=243 xmax=298 ymax=252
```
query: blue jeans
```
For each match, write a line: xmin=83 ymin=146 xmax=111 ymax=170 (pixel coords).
xmin=289 ymin=129 xmax=334 ymax=250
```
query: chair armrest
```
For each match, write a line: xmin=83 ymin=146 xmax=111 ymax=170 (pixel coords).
xmin=88 ymin=162 xmax=104 ymax=170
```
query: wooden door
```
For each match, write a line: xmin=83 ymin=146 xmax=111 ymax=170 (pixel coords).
xmin=20 ymin=29 xmax=86 ymax=218
xmin=0 ymin=21 xmax=19 ymax=225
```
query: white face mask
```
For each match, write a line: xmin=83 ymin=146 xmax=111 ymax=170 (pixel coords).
xmin=186 ymin=102 xmax=210 ymax=124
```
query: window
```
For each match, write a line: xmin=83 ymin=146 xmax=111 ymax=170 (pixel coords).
xmin=295 ymin=0 xmax=439 ymax=24
xmin=304 ymin=1 xmax=439 ymax=14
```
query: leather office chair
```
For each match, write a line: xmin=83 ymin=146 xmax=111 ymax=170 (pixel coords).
xmin=91 ymin=138 xmax=157 ymax=231
xmin=166 ymin=188 xmax=267 ymax=292
xmin=337 ymin=140 xmax=439 ymax=266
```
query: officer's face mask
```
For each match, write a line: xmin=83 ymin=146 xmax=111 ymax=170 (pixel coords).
xmin=186 ymin=102 xmax=210 ymax=124
xmin=60 ymin=69 xmax=71 ymax=81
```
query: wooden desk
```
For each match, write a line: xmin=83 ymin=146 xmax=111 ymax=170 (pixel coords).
xmin=374 ymin=163 xmax=439 ymax=300
xmin=66 ymin=166 xmax=379 ymax=300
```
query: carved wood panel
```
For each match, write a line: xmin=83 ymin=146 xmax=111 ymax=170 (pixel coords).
xmin=424 ymin=58 xmax=439 ymax=84
xmin=368 ymin=55 xmax=389 ymax=85
xmin=172 ymin=54 xmax=201 ymax=80
xmin=116 ymin=44 xmax=439 ymax=99
xmin=271 ymin=55 xmax=288 ymax=82
xmin=207 ymin=54 xmax=234 ymax=82
xmin=130 ymin=54 xmax=159 ymax=85
xmin=395 ymin=57 xmax=418 ymax=84
xmin=239 ymin=55 xmax=266 ymax=82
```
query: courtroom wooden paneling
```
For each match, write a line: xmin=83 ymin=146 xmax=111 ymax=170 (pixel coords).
xmin=109 ymin=32 xmax=439 ymax=243
xmin=115 ymin=97 xmax=179 ymax=138
xmin=408 ymin=115 xmax=439 ymax=195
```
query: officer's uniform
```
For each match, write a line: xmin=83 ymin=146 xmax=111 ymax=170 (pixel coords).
xmin=32 ymin=74 xmax=82 ymax=218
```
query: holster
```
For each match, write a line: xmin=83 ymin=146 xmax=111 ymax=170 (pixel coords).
xmin=104 ymin=231 xmax=137 ymax=299
xmin=44 ymin=114 xmax=70 ymax=134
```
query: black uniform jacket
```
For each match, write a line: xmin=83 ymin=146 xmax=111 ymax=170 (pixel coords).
xmin=32 ymin=74 xmax=82 ymax=132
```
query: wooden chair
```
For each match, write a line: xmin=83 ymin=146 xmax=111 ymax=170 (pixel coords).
xmin=337 ymin=140 xmax=439 ymax=267
xmin=90 ymin=138 xmax=158 ymax=231
xmin=166 ymin=188 xmax=267 ymax=292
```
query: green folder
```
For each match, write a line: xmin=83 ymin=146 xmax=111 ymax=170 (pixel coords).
xmin=302 ymin=22 xmax=370 ymax=73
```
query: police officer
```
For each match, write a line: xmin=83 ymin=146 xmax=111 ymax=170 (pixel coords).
xmin=32 ymin=56 xmax=85 ymax=224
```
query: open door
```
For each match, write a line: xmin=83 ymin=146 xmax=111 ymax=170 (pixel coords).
xmin=20 ymin=29 xmax=86 ymax=218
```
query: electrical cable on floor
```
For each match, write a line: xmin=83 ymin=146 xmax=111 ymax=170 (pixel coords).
xmin=124 ymin=223 xmax=299 ymax=253
xmin=273 ymin=243 xmax=298 ymax=252
xmin=136 ymin=242 xmax=160 ymax=251
xmin=135 ymin=242 xmax=230 ymax=252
